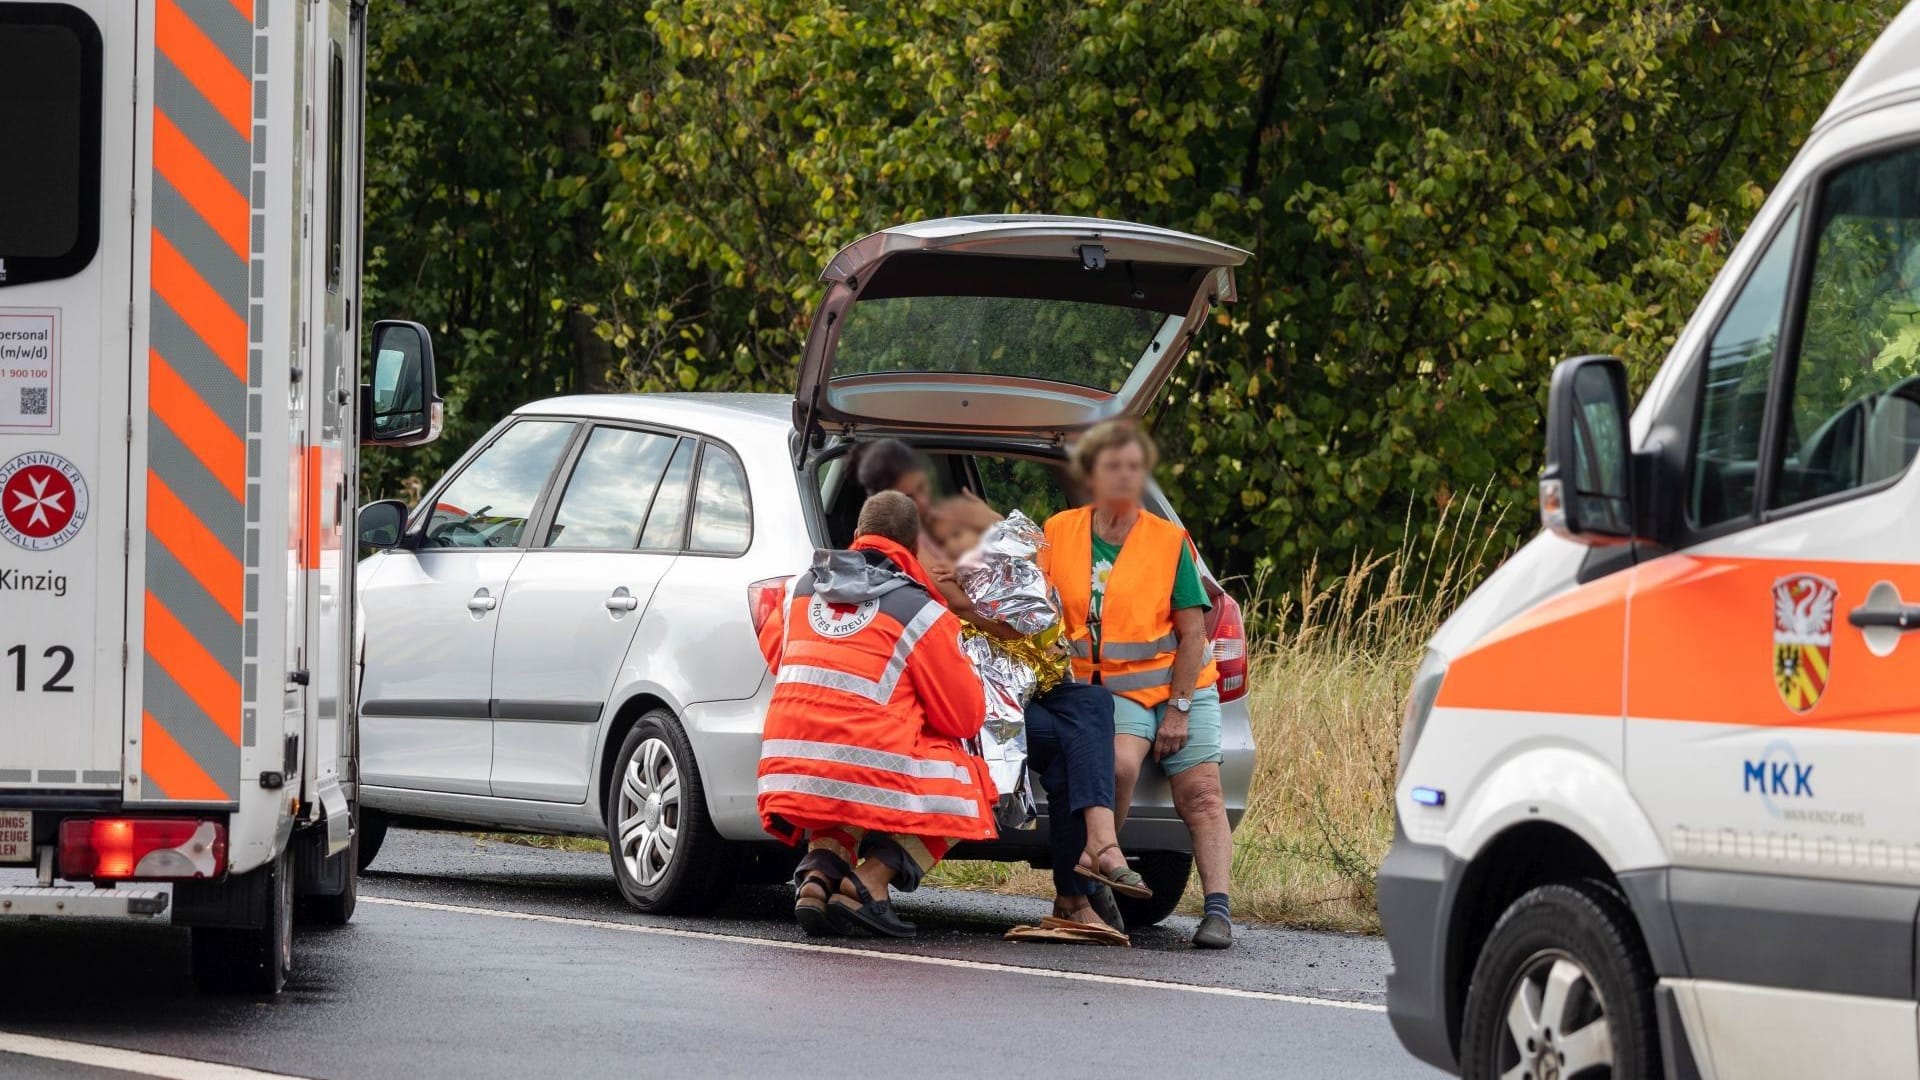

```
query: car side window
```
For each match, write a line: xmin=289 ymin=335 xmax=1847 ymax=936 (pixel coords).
xmin=544 ymin=427 xmax=679 ymax=549
xmin=423 ymin=420 xmax=574 ymax=548
xmin=688 ymin=443 xmax=752 ymax=555
xmin=637 ymin=438 xmax=696 ymax=549
xmin=1771 ymin=146 xmax=1920 ymax=510
xmin=1689 ymin=206 xmax=1800 ymax=529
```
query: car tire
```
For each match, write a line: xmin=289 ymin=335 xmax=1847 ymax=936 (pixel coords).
xmin=191 ymin=846 xmax=294 ymax=995
xmin=605 ymin=709 xmax=741 ymax=914
xmin=1112 ymin=850 xmax=1191 ymax=929
xmin=1460 ymin=880 xmax=1661 ymax=1080
xmin=356 ymin=807 xmax=389 ymax=873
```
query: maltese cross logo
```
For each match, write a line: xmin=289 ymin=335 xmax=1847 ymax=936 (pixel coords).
xmin=0 ymin=453 xmax=88 ymax=551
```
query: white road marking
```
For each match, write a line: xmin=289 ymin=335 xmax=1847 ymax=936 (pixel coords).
xmin=362 ymin=894 xmax=1387 ymax=1013
xmin=0 ymin=1032 xmax=309 ymax=1080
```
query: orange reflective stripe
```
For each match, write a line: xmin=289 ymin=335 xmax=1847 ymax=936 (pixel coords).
xmin=140 ymin=712 xmax=230 ymax=802
xmin=148 ymin=350 xmax=246 ymax=501
xmin=150 ymin=232 xmax=247 ymax=375
xmin=146 ymin=471 xmax=244 ymax=622
xmin=1629 ymin=555 xmax=1920 ymax=734
xmin=143 ymin=593 xmax=242 ymax=743
xmin=1436 ymin=568 xmax=1631 ymax=717
xmin=154 ymin=0 xmax=251 ymax=135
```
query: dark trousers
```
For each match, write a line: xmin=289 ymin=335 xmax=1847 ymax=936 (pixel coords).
xmin=1023 ymin=681 xmax=1117 ymax=897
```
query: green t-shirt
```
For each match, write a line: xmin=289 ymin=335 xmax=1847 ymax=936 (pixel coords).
xmin=1088 ymin=531 xmax=1211 ymax=637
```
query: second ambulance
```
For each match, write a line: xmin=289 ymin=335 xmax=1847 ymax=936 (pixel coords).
xmin=1385 ymin=4 xmax=1920 ymax=1078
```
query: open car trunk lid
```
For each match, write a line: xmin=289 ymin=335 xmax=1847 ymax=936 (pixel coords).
xmin=793 ymin=216 xmax=1248 ymax=445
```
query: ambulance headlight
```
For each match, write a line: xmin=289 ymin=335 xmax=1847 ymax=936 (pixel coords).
xmin=1396 ymin=650 xmax=1447 ymax=782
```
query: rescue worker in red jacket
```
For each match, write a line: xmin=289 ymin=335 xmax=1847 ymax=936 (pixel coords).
xmin=757 ymin=491 xmax=993 ymax=938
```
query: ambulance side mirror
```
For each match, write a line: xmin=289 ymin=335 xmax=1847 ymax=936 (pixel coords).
xmin=361 ymin=320 xmax=443 ymax=447
xmin=1540 ymin=355 xmax=1636 ymax=544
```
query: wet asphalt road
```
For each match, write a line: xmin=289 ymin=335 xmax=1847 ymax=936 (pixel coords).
xmin=0 ymin=830 xmax=1437 ymax=1078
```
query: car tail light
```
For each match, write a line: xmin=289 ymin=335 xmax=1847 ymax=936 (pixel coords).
xmin=1211 ymin=591 xmax=1249 ymax=703
xmin=58 ymin=818 xmax=227 ymax=881
xmin=748 ymin=576 xmax=793 ymax=637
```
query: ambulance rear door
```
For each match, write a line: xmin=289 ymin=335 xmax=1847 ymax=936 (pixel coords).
xmin=0 ymin=0 xmax=136 ymax=801
xmin=1625 ymin=127 xmax=1920 ymax=1064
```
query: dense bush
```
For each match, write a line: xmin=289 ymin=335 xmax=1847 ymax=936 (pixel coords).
xmin=363 ymin=0 xmax=1893 ymax=592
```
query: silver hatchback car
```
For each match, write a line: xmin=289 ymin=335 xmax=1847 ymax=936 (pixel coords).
xmin=353 ymin=216 xmax=1257 ymax=925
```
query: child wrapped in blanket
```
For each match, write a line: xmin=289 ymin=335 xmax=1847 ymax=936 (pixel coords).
xmin=926 ymin=494 xmax=1070 ymax=831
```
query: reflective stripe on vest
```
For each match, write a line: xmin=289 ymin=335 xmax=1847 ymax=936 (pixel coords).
xmin=775 ymin=598 xmax=946 ymax=705
xmin=1100 ymin=665 xmax=1175 ymax=693
xmin=1072 ymin=632 xmax=1177 ymax=661
xmin=760 ymin=738 xmax=973 ymax=785
xmin=757 ymin=774 xmax=980 ymax=819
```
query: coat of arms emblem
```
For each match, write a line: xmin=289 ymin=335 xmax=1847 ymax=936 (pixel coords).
xmin=1772 ymin=573 xmax=1839 ymax=713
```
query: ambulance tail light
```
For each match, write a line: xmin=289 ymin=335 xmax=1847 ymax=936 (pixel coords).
xmin=748 ymin=576 xmax=793 ymax=637
xmin=58 ymin=818 xmax=227 ymax=881
xmin=1210 ymin=591 xmax=1249 ymax=703
xmin=1397 ymin=650 xmax=1449 ymax=783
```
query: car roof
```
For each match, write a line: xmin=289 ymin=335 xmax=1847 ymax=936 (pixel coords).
xmin=514 ymin=392 xmax=791 ymax=431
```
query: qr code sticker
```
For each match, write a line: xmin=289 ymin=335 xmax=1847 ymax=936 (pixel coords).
xmin=19 ymin=387 xmax=48 ymax=416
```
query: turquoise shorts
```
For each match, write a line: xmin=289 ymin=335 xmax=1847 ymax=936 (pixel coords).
xmin=1110 ymin=686 xmax=1224 ymax=776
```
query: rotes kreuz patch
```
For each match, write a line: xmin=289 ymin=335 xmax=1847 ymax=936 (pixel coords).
xmin=0 ymin=451 xmax=88 ymax=552
xmin=808 ymin=594 xmax=878 ymax=638
xmin=1772 ymin=573 xmax=1839 ymax=713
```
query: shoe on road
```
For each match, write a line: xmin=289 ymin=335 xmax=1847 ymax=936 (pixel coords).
xmin=1192 ymin=913 xmax=1233 ymax=950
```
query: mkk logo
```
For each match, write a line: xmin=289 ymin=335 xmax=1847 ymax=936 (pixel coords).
xmin=1742 ymin=740 xmax=1813 ymax=818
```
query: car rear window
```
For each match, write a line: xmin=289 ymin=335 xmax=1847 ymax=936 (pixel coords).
xmin=834 ymin=295 xmax=1180 ymax=392
xmin=0 ymin=5 xmax=101 ymax=286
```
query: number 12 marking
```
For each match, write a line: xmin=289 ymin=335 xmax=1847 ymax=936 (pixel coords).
xmin=6 ymin=645 xmax=75 ymax=692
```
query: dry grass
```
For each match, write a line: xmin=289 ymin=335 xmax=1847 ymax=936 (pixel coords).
xmin=928 ymin=495 xmax=1509 ymax=932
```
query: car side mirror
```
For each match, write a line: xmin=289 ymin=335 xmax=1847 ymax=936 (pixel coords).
xmin=1540 ymin=355 xmax=1637 ymax=544
xmin=361 ymin=320 xmax=443 ymax=447
xmin=357 ymin=499 xmax=409 ymax=549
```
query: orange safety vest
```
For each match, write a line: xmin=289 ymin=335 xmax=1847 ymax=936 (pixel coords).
xmin=756 ymin=535 xmax=995 ymax=845
xmin=1044 ymin=506 xmax=1217 ymax=708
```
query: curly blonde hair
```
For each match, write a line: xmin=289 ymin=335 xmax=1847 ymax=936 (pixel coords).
xmin=1070 ymin=420 xmax=1159 ymax=488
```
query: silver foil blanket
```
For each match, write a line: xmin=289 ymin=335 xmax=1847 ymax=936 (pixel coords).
xmin=957 ymin=511 xmax=1059 ymax=831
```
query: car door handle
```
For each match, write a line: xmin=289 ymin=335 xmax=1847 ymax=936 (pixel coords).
xmin=605 ymin=590 xmax=639 ymax=612
xmin=1848 ymin=605 xmax=1920 ymax=631
xmin=467 ymin=591 xmax=498 ymax=613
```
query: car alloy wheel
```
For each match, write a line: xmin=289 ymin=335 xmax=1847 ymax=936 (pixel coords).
xmin=616 ymin=736 xmax=681 ymax=888
xmin=1497 ymin=950 xmax=1612 ymax=1080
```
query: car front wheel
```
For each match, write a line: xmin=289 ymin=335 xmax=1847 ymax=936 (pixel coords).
xmin=1460 ymin=881 xmax=1660 ymax=1080
xmin=605 ymin=709 xmax=741 ymax=914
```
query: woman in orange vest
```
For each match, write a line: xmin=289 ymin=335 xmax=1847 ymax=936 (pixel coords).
xmin=757 ymin=492 xmax=993 ymax=938
xmin=1042 ymin=421 xmax=1234 ymax=950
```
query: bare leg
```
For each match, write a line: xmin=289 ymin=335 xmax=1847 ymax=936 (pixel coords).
xmin=1053 ymin=891 xmax=1113 ymax=929
xmin=1112 ymin=734 xmax=1151 ymax=834
xmin=847 ymin=852 xmax=898 ymax=903
xmin=1170 ymin=763 xmax=1233 ymax=897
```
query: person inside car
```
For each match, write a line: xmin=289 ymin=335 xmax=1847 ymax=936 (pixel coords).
xmin=1042 ymin=420 xmax=1234 ymax=950
xmin=756 ymin=491 xmax=994 ymax=938
xmin=855 ymin=439 xmax=1014 ymax=637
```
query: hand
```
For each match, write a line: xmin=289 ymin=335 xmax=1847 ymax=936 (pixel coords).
xmin=932 ymin=563 xmax=958 ymax=587
xmin=1154 ymin=709 xmax=1190 ymax=762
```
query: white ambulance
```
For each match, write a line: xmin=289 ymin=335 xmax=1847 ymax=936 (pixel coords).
xmin=0 ymin=0 xmax=438 ymax=992
xmin=1384 ymin=5 xmax=1920 ymax=1078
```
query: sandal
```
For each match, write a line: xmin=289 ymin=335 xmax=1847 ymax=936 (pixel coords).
xmin=828 ymin=874 xmax=917 ymax=939
xmin=793 ymin=871 xmax=840 ymax=938
xmin=1074 ymin=843 xmax=1153 ymax=899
